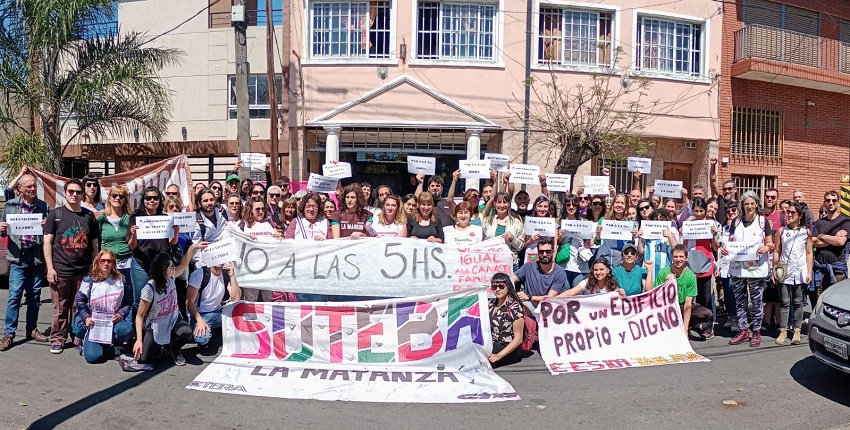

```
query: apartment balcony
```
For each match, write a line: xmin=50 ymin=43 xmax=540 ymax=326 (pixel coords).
xmin=733 ymin=24 xmax=850 ymax=94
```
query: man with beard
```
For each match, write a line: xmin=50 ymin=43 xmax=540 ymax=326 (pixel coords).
xmin=415 ymin=174 xmax=453 ymax=227
xmin=192 ymin=188 xmax=229 ymax=245
xmin=763 ymin=188 xmax=781 ymax=232
xmin=512 ymin=239 xmax=566 ymax=309
xmin=811 ymin=190 xmax=850 ymax=304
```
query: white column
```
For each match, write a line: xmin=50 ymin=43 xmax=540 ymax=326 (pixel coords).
xmin=465 ymin=127 xmax=483 ymax=191
xmin=324 ymin=126 xmax=341 ymax=163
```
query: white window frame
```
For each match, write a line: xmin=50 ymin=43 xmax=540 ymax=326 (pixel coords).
xmin=632 ymin=9 xmax=710 ymax=83
xmin=303 ymin=0 xmax=398 ymax=65
xmin=227 ymin=74 xmax=283 ymax=120
xmin=533 ymin=1 xmax=620 ymax=73
xmin=409 ymin=0 xmax=504 ymax=67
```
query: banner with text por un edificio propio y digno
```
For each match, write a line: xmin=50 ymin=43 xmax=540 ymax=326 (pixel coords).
xmin=223 ymin=226 xmax=515 ymax=296
xmin=537 ymin=280 xmax=709 ymax=374
xmin=186 ymin=289 xmax=520 ymax=403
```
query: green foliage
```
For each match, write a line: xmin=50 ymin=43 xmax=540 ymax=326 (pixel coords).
xmin=0 ymin=133 xmax=56 ymax=176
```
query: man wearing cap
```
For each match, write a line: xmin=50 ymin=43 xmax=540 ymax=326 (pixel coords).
xmin=225 ymin=173 xmax=240 ymax=197
xmin=612 ymin=243 xmax=653 ymax=296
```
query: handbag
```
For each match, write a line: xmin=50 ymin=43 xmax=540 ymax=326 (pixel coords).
xmin=520 ymin=307 xmax=537 ymax=352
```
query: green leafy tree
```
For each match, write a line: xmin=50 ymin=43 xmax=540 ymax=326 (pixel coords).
xmin=0 ymin=0 xmax=183 ymax=173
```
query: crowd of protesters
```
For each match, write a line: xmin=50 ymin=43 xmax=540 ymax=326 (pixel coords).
xmin=0 ymin=155 xmax=844 ymax=371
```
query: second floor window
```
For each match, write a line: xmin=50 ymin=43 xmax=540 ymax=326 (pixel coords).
xmin=538 ymin=8 xmax=612 ymax=67
xmin=310 ymin=1 xmax=391 ymax=59
xmin=81 ymin=2 xmax=118 ymax=39
xmin=637 ymin=17 xmax=702 ymax=76
xmin=416 ymin=2 xmax=496 ymax=62
xmin=228 ymin=75 xmax=282 ymax=119
xmin=731 ymin=106 xmax=783 ymax=160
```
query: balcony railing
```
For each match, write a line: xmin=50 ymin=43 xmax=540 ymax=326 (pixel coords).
xmin=735 ymin=24 xmax=850 ymax=76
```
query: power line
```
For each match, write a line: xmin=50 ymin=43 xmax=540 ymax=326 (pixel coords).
xmin=141 ymin=0 xmax=221 ymax=46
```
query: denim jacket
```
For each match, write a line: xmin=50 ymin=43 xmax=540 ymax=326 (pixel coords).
xmin=0 ymin=196 xmax=49 ymax=264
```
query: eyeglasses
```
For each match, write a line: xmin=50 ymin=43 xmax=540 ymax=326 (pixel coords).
xmin=787 ymin=211 xmax=799 ymax=217
xmin=252 ymin=190 xmax=264 ymax=196
xmin=227 ymin=201 xmax=241 ymax=206
xmin=765 ymin=195 xmax=778 ymax=200
xmin=144 ymin=195 xmax=160 ymax=201
xmin=825 ymin=198 xmax=838 ymax=203
xmin=538 ymin=249 xmax=554 ymax=255
xmin=564 ymin=202 xmax=578 ymax=207
xmin=99 ymin=258 xmax=113 ymax=264
xmin=85 ymin=183 xmax=98 ymax=188
xmin=726 ymin=208 xmax=738 ymax=213
xmin=591 ymin=202 xmax=604 ymax=207
xmin=111 ymin=194 xmax=126 ymax=200
xmin=165 ymin=192 xmax=178 ymax=197
xmin=253 ymin=207 xmax=266 ymax=212
xmin=66 ymin=189 xmax=83 ymax=196
xmin=269 ymin=193 xmax=281 ymax=198
xmin=723 ymin=187 xmax=735 ymax=191
xmin=580 ymin=197 xmax=590 ymax=201
xmin=491 ymin=282 xmax=507 ymax=291
xmin=639 ymin=205 xmax=652 ymax=211
xmin=211 ymin=186 xmax=221 ymax=190
xmin=623 ymin=250 xmax=637 ymax=256
xmin=467 ymin=193 xmax=480 ymax=199
xmin=304 ymin=203 xmax=319 ymax=209
xmin=281 ymin=183 xmax=290 ymax=188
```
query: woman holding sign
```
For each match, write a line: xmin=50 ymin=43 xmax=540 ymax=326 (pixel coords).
xmin=239 ymin=197 xmax=277 ymax=240
xmin=444 ymin=202 xmax=483 ymax=246
xmin=482 ymin=192 xmax=526 ymax=269
xmin=284 ymin=193 xmax=331 ymax=240
xmin=127 ymin=187 xmax=181 ymax=310
xmin=72 ymin=250 xmax=132 ymax=363
xmin=556 ymin=194 xmax=590 ymax=288
xmin=521 ymin=195 xmax=556 ymax=264
xmin=723 ymin=193 xmax=774 ymax=347
xmin=772 ymin=202 xmax=813 ymax=345
xmin=680 ymin=198 xmax=720 ymax=339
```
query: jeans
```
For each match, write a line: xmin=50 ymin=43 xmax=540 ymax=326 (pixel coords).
xmin=4 ymin=250 xmax=45 ymax=337
xmin=131 ymin=258 xmax=150 ymax=313
xmin=50 ymin=274 xmax=85 ymax=346
xmin=73 ymin=319 xmax=133 ymax=363
xmin=733 ymin=277 xmax=765 ymax=331
xmin=190 ymin=309 xmax=222 ymax=346
xmin=780 ymin=284 xmax=805 ymax=330
xmin=139 ymin=319 xmax=193 ymax=364
xmin=695 ymin=276 xmax=716 ymax=332
xmin=566 ymin=271 xmax=584 ymax=289
xmin=720 ymin=277 xmax=736 ymax=319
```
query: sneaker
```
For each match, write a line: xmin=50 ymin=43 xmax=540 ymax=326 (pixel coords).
xmin=723 ymin=320 xmax=732 ymax=328
xmin=50 ymin=344 xmax=63 ymax=354
xmin=0 ymin=335 xmax=12 ymax=351
xmin=172 ymin=349 xmax=186 ymax=366
xmin=26 ymin=328 xmax=49 ymax=343
xmin=118 ymin=355 xmax=153 ymax=372
xmin=704 ymin=330 xmax=715 ymax=340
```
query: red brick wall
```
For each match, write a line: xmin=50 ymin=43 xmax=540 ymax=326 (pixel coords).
xmin=719 ymin=0 xmax=850 ymax=201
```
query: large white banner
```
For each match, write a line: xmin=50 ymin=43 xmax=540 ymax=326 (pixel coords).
xmin=187 ymin=290 xmax=519 ymax=403
xmin=537 ymin=280 xmax=709 ymax=374
xmin=224 ymin=226 xmax=514 ymax=296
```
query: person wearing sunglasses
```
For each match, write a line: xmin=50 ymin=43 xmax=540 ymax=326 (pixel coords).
xmin=772 ymin=201 xmax=812 ymax=346
xmin=266 ymin=185 xmax=283 ymax=225
xmin=71 ymin=249 xmax=132 ymax=363
xmin=715 ymin=179 xmax=738 ymax=225
xmin=209 ymin=181 xmax=224 ymax=204
xmin=611 ymin=243 xmax=653 ymax=297
xmin=487 ymin=273 xmax=525 ymax=368
xmin=97 ymin=186 xmax=135 ymax=307
xmin=239 ymin=197 xmax=276 ymax=240
xmin=811 ymin=190 xmax=850 ymax=307
xmin=556 ymin=194 xmax=590 ymax=288
xmin=513 ymin=239 xmax=566 ymax=309
xmin=81 ymin=174 xmax=104 ymax=213
xmin=43 ymin=179 xmax=101 ymax=354
xmin=0 ymin=173 xmax=50 ymax=352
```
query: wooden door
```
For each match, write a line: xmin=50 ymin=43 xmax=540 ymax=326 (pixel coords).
xmin=663 ymin=163 xmax=691 ymax=193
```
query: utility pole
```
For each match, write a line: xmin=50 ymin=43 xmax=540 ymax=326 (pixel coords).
xmin=280 ymin=0 xmax=292 ymax=182
xmin=234 ymin=0 xmax=251 ymax=180
xmin=265 ymin=0 xmax=279 ymax=184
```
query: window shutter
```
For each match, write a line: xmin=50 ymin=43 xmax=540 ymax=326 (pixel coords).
xmin=840 ymin=20 xmax=850 ymax=43
xmin=743 ymin=0 xmax=781 ymax=28
xmin=784 ymin=5 xmax=819 ymax=36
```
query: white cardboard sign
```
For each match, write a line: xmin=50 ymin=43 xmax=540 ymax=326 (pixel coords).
xmin=600 ymin=220 xmax=634 ymax=241
xmin=307 ymin=173 xmax=339 ymax=193
xmin=627 ymin=157 xmax=652 ymax=174
xmin=509 ymin=164 xmax=540 ymax=185
xmin=524 ymin=216 xmax=557 ymax=237
xmin=640 ymin=220 xmax=671 ymax=241
xmin=583 ymin=176 xmax=610 ymax=196
xmin=7 ymin=214 xmax=43 ymax=235
xmin=484 ymin=153 xmax=510 ymax=172
xmin=459 ymin=160 xmax=491 ymax=179
xmin=240 ymin=153 xmax=267 ymax=171
xmin=560 ymin=220 xmax=595 ymax=240
xmin=136 ymin=215 xmax=174 ymax=240
xmin=200 ymin=238 xmax=239 ymax=267
xmin=681 ymin=220 xmax=714 ymax=240
xmin=322 ymin=162 xmax=353 ymax=179
xmin=654 ymin=180 xmax=683 ymax=199
xmin=169 ymin=211 xmax=198 ymax=235
xmin=407 ymin=156 xmax=436 ymax=175
xmin=727 ymin=242 xmax=760 ymax=262
xmin=545 ymin=174 xmax=572 ymax=193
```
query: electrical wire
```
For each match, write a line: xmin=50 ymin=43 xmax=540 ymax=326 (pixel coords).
xmin=141 ymin=0 xmax=221 ymax=46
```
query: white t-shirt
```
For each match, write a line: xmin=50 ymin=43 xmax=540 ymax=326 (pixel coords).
xmin=241 ymin=220 xmax=276 ymax=240
xmin=443 ymin=225 xmax=483 ymax=247
xmin=372 ymin=221 xmax=404 ymax=237
xmin=188 ymin=268 xmax=227 ymax=313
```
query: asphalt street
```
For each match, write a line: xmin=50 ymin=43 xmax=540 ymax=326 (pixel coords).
xmin=0 ymin=288 xmax=849 ymax=430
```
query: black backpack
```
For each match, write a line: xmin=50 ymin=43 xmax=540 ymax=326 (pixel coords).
xmin=195 ymin=266 xmax=231 ymax=307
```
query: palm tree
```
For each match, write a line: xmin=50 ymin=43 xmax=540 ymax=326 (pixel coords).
xmin=0 ymin=0 xmax=183 ymax=172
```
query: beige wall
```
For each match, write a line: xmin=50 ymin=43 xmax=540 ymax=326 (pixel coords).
xmin=72 ymin=0 xmax=721 ymax=183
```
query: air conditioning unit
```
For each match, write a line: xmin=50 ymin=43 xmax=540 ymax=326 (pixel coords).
xmin=684 ymin=140 xmax=697 ymax=149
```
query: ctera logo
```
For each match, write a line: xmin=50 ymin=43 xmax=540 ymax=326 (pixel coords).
xmin=187 ymin=381 xmax=247 ymax=392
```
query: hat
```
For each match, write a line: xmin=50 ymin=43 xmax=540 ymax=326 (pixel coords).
xmin=226 ymin=173 xmax=240 ymax=183
xmin=622 ymin=243 xmax=638 ymax=253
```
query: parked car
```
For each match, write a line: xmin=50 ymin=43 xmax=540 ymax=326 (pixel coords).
xmin=809 ymin=280 xmax=850 ymax=373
